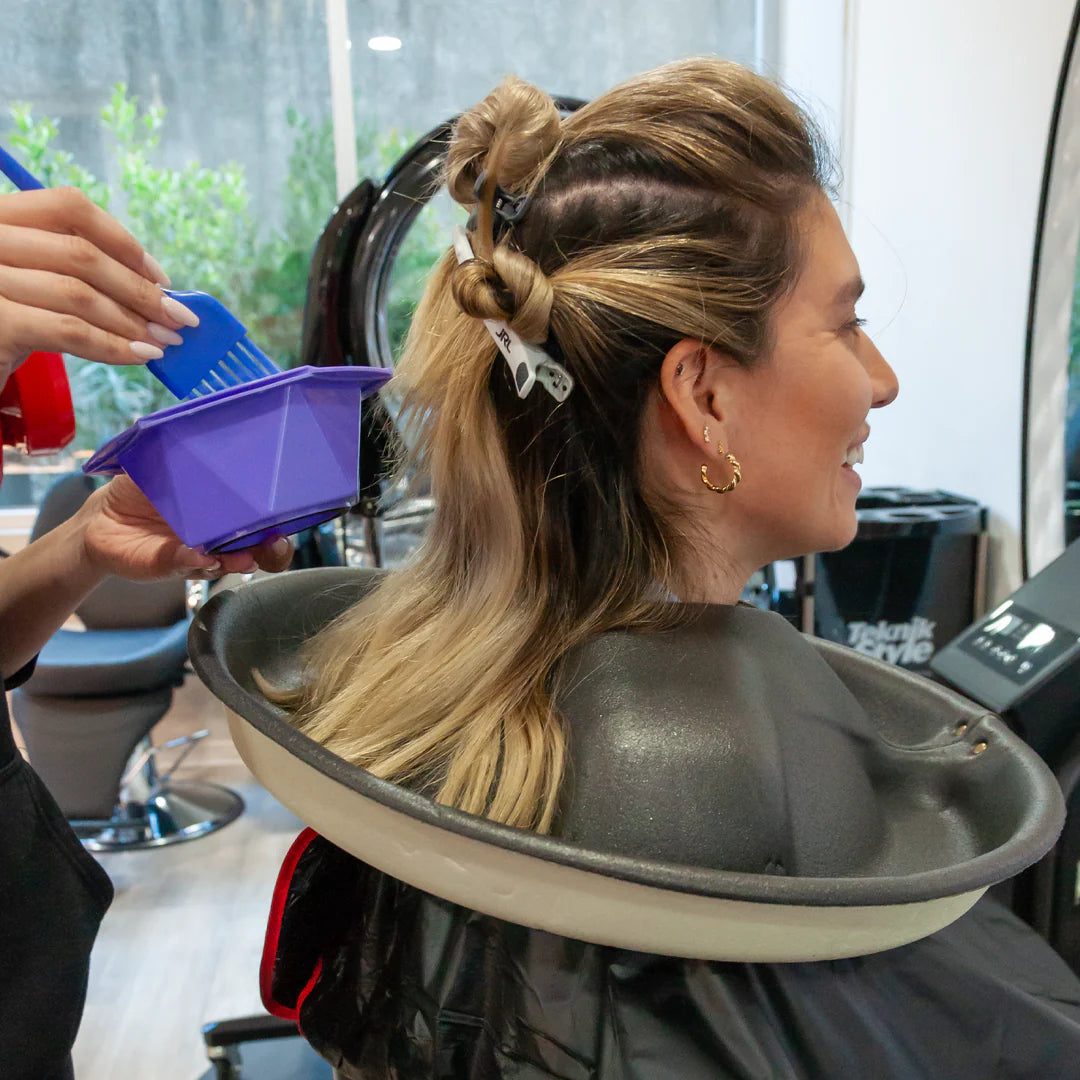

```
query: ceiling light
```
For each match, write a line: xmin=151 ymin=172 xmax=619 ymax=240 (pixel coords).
xmin=368 ymin=35 xmax=402 ymax=52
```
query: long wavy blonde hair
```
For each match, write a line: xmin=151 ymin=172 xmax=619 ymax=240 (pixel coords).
xmin=279 ymin=58 xmax=829 ymax=832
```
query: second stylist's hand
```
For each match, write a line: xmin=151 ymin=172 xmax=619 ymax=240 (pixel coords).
xmin=75 ymin=474 xmax=295 ymax=581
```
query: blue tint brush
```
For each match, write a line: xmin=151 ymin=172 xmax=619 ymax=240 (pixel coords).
xmin=142 ymin=291 xmax=279 ymax=398
xmin=0 ymin=143 xmax=280 ymax=400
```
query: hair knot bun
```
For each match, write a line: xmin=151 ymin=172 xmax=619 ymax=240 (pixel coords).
xmin=451 ymin=247 xmax=553 ymax=345
xmin=446 ymin=76 xmax=561 ymax=205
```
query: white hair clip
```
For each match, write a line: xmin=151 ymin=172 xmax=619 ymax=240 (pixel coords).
xmin=451 ymin=226 xmax=574 ymax=403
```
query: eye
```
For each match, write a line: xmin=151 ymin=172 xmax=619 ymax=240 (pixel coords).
xmin=842 ymin=316 xmax=868 ymax=334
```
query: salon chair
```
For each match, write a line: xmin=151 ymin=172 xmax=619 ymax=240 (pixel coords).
xmin=11 ymin=472 xmax=243 ymax=850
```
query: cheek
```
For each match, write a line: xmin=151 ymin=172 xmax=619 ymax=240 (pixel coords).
xmin=732 ymin=346 xmax=871 ymax=478
xmin=744 ymin=380 xmax=848 ymax=467
xmin=728 ymin=390 xmax=807 ymax=502
xmin=793 ymin=356 xmax=874 ymax=458
xmin=739 ymin=363 xmax=867 ymax=529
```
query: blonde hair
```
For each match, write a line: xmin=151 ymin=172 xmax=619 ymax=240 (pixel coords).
xmin=280 ymin=58 xmax=830 ymax=831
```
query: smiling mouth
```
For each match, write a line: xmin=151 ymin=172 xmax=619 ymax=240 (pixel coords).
xmin=843 ymin=444 xmax=865 ymax=467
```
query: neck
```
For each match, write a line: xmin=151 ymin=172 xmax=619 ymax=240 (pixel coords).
xmin=671 ymin=545 xmax=756 ymax=605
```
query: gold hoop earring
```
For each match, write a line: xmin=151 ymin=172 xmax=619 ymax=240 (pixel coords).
xmin=701 ymin=442 xmax=742 ymax=494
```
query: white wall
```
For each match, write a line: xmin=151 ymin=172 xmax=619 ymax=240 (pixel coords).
xmin=780 ymin=0 xmax=1075 ymax=601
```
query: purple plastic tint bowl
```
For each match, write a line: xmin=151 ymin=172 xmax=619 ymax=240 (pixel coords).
xmin=84 ymin=365 xmax=392 ymax=553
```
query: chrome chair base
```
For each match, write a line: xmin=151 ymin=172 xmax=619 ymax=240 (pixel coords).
xmin=72 ymin=780 xmax=244 ymax=852
xmin=68 ymin=730 xmax=245 ymax=852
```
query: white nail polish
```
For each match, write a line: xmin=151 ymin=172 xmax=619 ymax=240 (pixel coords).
xmin=129 ymin=341 xmax=165 ymax=361
xmin=143 ymin=252 xmax=172 ymax=287
xmin=161 ymin=294 xmax=200 ymax=328
xmin=147 ymin=322 xmax=184 ymax=347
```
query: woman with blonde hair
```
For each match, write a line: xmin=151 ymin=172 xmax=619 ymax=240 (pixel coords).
xmin=253 ymin=58 xmax=1080 ymax=1078
xmin=287 ymin=58 xmax=892 ymax=829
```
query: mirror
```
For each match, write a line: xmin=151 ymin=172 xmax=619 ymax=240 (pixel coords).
xmin=1024 ymin=0 xmax=1080 ymax=573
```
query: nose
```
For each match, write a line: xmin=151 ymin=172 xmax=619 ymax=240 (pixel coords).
xmin=863 ymin=334 xmax=899 ymax=409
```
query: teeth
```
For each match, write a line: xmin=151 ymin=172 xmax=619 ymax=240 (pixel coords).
xmin=844 ymin=444 xmax=865 ymax=466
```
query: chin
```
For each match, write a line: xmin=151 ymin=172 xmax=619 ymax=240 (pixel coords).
xmin=827 ymin=516 xmax=860 ymax=551
xmin=812 ymin=511 xmax=859 ymax=554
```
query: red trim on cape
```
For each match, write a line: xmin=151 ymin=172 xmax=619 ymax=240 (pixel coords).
xmin=260 ymin=826 xmax=320 ymax=1020
xmin=294 ymin=957 xmax=325 ymax=1038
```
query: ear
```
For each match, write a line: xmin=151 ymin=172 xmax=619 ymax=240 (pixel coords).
xmin=658 ymin=338 xmax=735 ymax=453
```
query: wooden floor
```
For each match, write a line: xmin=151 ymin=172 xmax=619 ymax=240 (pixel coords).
xmin=64 ymin=674 xmax=306 ymax=1079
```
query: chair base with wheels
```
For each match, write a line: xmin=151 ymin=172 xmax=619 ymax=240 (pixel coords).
xmin=198 ymin=1015 xmax=332 ymax=1080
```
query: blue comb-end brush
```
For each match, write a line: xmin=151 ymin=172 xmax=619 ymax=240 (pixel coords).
xmin=148 ymin=291 xmax=280 ymax=399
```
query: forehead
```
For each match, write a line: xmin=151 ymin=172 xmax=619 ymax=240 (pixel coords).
xmin=789 ymin=195 xmax=862 ymax=309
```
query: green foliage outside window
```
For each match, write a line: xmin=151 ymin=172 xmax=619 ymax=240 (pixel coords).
xmin=1 ymin=85 xmax=448 ymax=453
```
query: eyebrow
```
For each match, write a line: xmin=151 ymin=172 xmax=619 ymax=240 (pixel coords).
xmin=834 ymin=276 xmax=866 ymax=306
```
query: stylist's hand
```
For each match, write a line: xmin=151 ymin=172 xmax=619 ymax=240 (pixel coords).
xmin=0 ymin=187 xmax=196 ymax=384
xmin=74 ymin=474 xmax=294 ymax=581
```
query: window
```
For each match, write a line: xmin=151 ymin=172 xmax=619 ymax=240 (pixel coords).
xmin=0 ymin=0 xmax=339 ymax=507
xmin=351 ymin=0 xmax=772 ymax=358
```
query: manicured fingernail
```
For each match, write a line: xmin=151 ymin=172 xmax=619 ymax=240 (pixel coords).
xmin=161 ymin=294 xmax=200 ymax=328
xmin=271 ymin=536 xmax=290 ymax=556
xmin=130 ymin=340 xmax=165 ymax=361
xmin=143 ymin=252 xmax=172 ymax=287
xmin=146 ymin=321 xmax=184 ymax=347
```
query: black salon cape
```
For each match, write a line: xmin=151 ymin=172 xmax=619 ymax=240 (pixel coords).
xmin=263 ymin=830 xmax=1080 ymax=1080
xmin=0 ymin=660 xmax=113 ymax=1080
